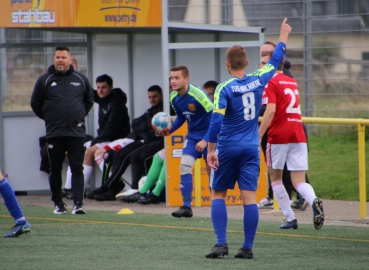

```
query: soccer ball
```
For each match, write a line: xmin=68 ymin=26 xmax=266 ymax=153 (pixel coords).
xmin=151 ymin=112 xmax=172 ymax=135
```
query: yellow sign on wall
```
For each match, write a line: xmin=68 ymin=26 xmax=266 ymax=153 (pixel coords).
xmin=166 ymin=123 xmax=268 ymax=207
xmin=0 ymin=0 xmax=162 ymax=28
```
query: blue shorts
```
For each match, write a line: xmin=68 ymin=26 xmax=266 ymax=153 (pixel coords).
xmin=182 ymin=137 xmax=207 ymax=161
xmin=210 ymin=146 xmax=260 ymax=191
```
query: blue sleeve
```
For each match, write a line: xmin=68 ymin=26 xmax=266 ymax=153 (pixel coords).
xmin=253 ymin=42 xmax=286 ymax=85
xmin=213 ymin=83 xmax=228 ymax=111
xmin=169 ymin=112 xmax=186 ymax=135
xmin=208 ymin=113 xmax=223 ymax=143
xmin=202 ymin=111 xmax=213 ymax=142
xmin=268 ymin=42 xmax=286 ymax=70
xmin=207 ymin=85 xmax=228 ymax=142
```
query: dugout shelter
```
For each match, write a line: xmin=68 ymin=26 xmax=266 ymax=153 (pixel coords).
xmin=0 ymin=0 xmax=266 ymax=206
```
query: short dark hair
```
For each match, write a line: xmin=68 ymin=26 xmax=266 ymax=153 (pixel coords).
xmin=170 ymin=65 xmax=189 ymax=78
xmin=202 ymin=80 xmax=218 ymax=91
xmin=55 ymin=45 xmax=70 ymax=52
xmin=226 ymin=45 xmax=247 ymax=70
xmin=96 ymin=74 xmax=113 ymax=86
xmin=148 ymin=85 xmax=163 ymax=95
xmin=263 ymin=41 xmax=276 ymax=48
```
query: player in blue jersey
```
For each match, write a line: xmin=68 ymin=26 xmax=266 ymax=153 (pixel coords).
xmin=205 ymin=19 xmax=292 ymax=259
xmin=0 ymin=168 xmax=31 ymax=237
xmin=166 ymin=65 xmax=213 ymax=218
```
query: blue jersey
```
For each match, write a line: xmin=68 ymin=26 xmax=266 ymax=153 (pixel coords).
xmin=208 ymin=42 xmax=287 ymax=149
xmin=170 ymin=84 xmax=213 ymax=141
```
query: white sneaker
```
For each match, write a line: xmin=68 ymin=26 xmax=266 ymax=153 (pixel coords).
xmin=115 ymin=188 xmax=139 ymax=199
xmin=257 ymin=197 xmax=273 ymax=208
xmin=54 ymin=203 xmax=68 ymax=214
xmin=72 ymin=203 xmax=85 ymax=214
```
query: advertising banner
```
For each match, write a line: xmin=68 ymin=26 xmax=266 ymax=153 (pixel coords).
xmin=166 ymin=123 xmax=267 ymax=207
xmin=0 ymin=0 xmax=162 ymax=28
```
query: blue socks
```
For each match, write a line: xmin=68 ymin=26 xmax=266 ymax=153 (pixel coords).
xmin=0 ymin=178 xmax=24 ymax=221
xmin=211 ymin=199 xmax=227 ymax=245
xmin=242 ymin=204 xmax=259 ymax=250
xmin=180 ymin=174 xmax=193 ymax=207
xmin=211 ymin=201 xmax=258 ymax=248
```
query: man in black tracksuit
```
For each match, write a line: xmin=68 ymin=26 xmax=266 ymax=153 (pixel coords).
xmin=31 ymin=46 xmax=94 ymax=215
xmin=87 ymin=85 xmax=164 ymax=201
xmin=62 ymin=74 xmax=131 ymax=199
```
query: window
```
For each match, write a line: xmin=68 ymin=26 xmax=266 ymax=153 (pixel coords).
xmin=222 ymin=0 xmax=233 ymax=25
xmin=337 ymin=0 xmax=356 ymax=15
xmin=0 ymin=30 xmax=87 ymax=112
xmin=312 ymin=1 xmax=327 ymax=16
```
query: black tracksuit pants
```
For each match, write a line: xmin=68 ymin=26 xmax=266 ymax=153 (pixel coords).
xmin=103 ymin=140 xmax=147 ymax=190
xmin=46 ymin=137 xmax=85 ymax=204
xmin=103 ymin=140 xmax=164 ymax=190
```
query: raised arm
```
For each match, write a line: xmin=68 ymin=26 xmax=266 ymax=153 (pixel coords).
xmin=278 ymin=18 xmax=292 ymax=45
xmin=254 ymin=18 xmax=292 ymax=85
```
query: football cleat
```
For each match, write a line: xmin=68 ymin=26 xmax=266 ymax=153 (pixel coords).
xmin=234 ymin=247 xmax=253 ymax=259
xmin=171 ymin=206 xmax=193 ymax=218
xmin=312 ymin=198 xmax=324 ymax=230
xmin=3 ymin=221 xmax=31 ymax=238
xmin=121 ymin=192 xmax=145 ymax=203
xmin=280 ymin=219 xmax=298 ymax=229
xmin=137 ymin=193 xmax=160 ymax=205
xmin=205 ymin=243 xmax=229 ymax=258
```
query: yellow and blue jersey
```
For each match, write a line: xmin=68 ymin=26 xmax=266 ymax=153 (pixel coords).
xmin=208 ymin=42 xmax=287 ymax=149
xmin=170 ymin=84 xmax=213 ymax=141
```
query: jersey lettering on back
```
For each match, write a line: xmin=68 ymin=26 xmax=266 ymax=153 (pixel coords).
xmin=214 ymin=66 xmax=276 ymax=149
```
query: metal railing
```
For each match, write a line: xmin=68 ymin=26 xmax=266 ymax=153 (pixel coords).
xmin=301 ymin=117 xmax=369 ymax=218
xmin=194 ymin=116 xmax=368 ymax=218
xmin=268 ymin=117 xmax=369 ymax=218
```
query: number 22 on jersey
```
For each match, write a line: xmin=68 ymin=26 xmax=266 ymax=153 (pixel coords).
xmin=284 ymin=88 xmax=301 ymax=114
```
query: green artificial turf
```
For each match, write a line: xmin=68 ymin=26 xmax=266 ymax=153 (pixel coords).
xmin=1 ymin=206 xmax=368 ymax=270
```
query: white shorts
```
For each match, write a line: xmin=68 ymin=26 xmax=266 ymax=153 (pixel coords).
xmin=84 ymin=140 xmax=109 ymax=149
xmin=103 ymin=138 xmax=135 ymax=151
xmin=266 ymin=143 xmax=308 ymax=171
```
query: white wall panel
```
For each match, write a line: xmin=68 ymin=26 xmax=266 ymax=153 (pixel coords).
xmin=132 ymin=34 xmax=163 ymax=117
xmin=90 ymin=33 xmax=132 ymax=189
xmin=3 ymin=116 xmax=49 ymax=191
xmin=175 ymin=34 xmax=216 ymax=87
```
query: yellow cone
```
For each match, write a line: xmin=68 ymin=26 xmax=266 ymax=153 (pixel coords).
xmin=117 ymin=208 xmax=134 ymax=215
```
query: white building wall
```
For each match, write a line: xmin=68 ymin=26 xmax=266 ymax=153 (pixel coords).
xmin=90 ymin=33 xmax=133 ymax=189
xmin=185 ymin=0 xmax=248 ymax=26
xmin=3 ymin=116 xmax=49 ymax=191
xmin=175 ymin=34 xmax=216 ymax=86
xmin=132 ymin=34 xmax=164 ymax=117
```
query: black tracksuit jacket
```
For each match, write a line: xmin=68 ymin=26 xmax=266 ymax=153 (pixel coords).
xmin=30 ymin=65 xmax=94 ymax=138
xmin=91 ymin=88 xmax=131 ymax=146
xmin=127 ymin=101 xmax=163 ymax=144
